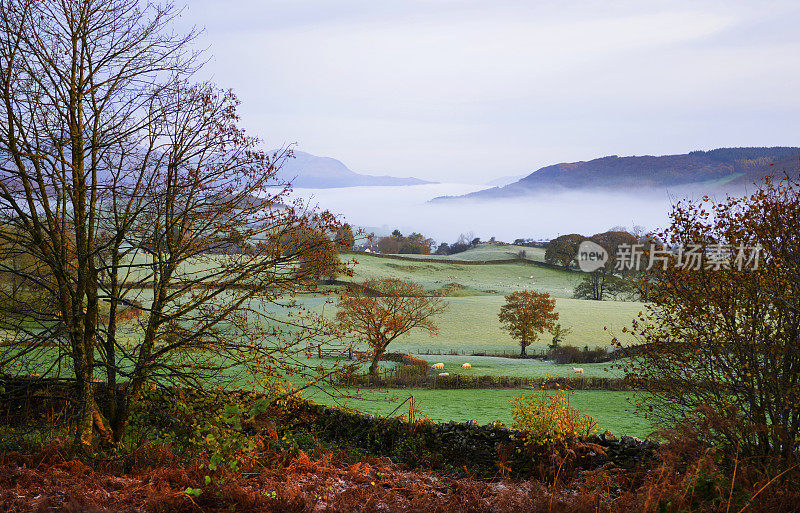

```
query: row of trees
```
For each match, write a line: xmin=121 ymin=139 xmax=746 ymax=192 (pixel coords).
xmin=0 ymin=0 xmax=348 ymax=450
xmin=545 ymin=230 xmax=643 ymax=301
xmin=377 ymin=230 xmax=434 ymax=255
xmin=434 ymin=232 xmax=483 ymax=255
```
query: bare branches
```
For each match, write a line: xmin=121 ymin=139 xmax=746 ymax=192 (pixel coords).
xmin=627 ymin=177 xmax=800 ymax=461
xmin=0 ymin=0 xmax=350 ymax=449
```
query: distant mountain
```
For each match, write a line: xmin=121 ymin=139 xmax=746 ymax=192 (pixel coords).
xmin=274 ymin=150 xmax=433 ymax=188
xmin=484 ymin=174 xmax=526 ymax=187
xmin=435 ymin=147 xmax=800 ymax=201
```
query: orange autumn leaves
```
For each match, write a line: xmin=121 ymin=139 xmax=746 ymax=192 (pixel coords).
xmin=498 ymin=290 xmax=559 ymax=356
xmin=336 ymin=278 xmax=446 ymax=379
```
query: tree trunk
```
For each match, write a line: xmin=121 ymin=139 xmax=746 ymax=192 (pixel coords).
xmin=74 ymin=363 xmax=94 ymax=452
xmin=369 ymin=351 xmax=383 ymax=383
xmin=520 ymin=344 xmax=527 ymax=357
xmin=104 ymin=250 xmax=121 ymax=434
xmin=110 ymin=391 xmax=132 ymax=445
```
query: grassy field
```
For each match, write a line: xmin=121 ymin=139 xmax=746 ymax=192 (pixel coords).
xmin=283 ymin=294 xmax=642 ymax=353
xmin=9 ymin=246 xmax=651 ymax=436
xmin=412 ymin=354 xmax=624 ymax=378
xmin=374 ymin=244 xmax=547 ymax=263
xmin=273 ymin=249 xmax=647 ymax=435
xmin=346 ymin=253 xmax=580 ymax=298
xmin=304 ymin=387 xmax=652 ymax=438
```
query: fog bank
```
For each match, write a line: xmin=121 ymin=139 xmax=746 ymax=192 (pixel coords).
xmin=288 ymin=183 xmax=677 ymax=242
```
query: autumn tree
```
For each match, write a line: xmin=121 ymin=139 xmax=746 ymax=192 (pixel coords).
xmin=572 ymin=230 xmax=637 ymax=301
xmin=377 ymin=235 xmax=400 ymax=254
xmin=376 ymin=230 xmax=433 ymax=255
xmin=336 ymin=223 xmax=356 ymax=251
xmin=336 ymin=278 xmax=445 ymax=381
xmin=0 ymin=0 xmax=346 ymax=450
xmin=626 ymin=177 xmax=800 ymax=461
xmin=400 ymin=232 xmax=433 ymax=254
xmin=499 ymin=290 xmax=559 ymax=356
xmin=544 ymin=234 xmax=587 ymax=268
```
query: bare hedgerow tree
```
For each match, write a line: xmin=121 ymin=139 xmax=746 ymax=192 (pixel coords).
xmin=0 ymin=0 xmax=349 ymax=450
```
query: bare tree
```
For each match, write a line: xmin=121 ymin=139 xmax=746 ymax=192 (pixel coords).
xmin=0 ymin=0 xmax=347 ymax=450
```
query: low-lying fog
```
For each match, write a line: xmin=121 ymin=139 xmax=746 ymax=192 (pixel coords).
xmin=286 ymin=183 xmax=685 ymax=242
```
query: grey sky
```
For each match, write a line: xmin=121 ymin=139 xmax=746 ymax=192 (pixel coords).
xmin=178 ymin=1 xmax=800 ymax=184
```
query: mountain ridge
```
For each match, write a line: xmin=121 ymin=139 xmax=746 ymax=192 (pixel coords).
xmin=434 ymin=147 xmax=800 ymax=201
xmin=274 ymin=150 xmax=433 ymax=189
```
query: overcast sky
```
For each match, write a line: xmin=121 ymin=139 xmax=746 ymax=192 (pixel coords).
xmin=177 ymin=0 xmax=800 ymax=184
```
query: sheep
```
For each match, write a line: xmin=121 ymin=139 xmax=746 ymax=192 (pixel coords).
xmin=431 ymin=362 xmax=444 ymax=370
xmin=461 ymin=363 xmax=471 ymax=368
xmin=438 ymin=372 xmax=450 ymax=377
xmin=572 ymin=367 xmax=584 ymax=374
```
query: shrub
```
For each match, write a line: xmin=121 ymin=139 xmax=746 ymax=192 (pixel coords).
xmin=510 ymin=381 xmax=598 ymax=447
xmin=547 ymin=344 xmax=611 ymax=364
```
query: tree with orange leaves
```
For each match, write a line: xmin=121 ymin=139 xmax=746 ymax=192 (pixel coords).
xmin=627 ymin=176 xmax=800 ymax=461
xmin=499 ymin=290 xmax=559 ymax=356
xmin=336 ymin=278 xmax=445 ymax=381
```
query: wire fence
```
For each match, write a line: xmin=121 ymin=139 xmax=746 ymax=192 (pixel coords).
xmin=413 ymin=348 xmax=548 ymax=358
xmin=336 ymin=368 xmax=631 ymax=391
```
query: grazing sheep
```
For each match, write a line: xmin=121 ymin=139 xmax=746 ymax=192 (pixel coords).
xmin=461 ymin=363 xmax=471 ymax=368
xmin=432 ymin=362 xmax=444 ymax=369
xmin=438 ymin=372 xmax=450 ymax=377
xmin=572 ymin=367 xmax=584 ymax=374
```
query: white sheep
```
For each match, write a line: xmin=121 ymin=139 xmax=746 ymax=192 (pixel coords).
xmin=572 ymin=367 xmax=584 ymax=374
xmin=431 ymin=362 xmax=444 ymax=369
xmin=461 ymin=363 xmax=471 ymax=368
xmin=438 ymin=372 xmax=450 ymax=377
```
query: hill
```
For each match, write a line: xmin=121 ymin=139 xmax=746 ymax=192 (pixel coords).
xmin=435 ymin=147 xmax=800 ymax=200
xmin=275 ymin=150 xmax=433 ymax=188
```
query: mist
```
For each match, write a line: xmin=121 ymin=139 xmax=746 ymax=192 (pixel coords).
xmin=287 ymin=183 xmax=679 ymax=243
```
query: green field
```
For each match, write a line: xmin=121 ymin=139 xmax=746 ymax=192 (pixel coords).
xmin=304 ymin=387 xmax=652 ymax=438
xmin=372 ymin=244 xmax=547 ymax=263
xmin=411 ymin=355 xmax=624 ymax=378
xmin=11 ymin=245 xmax=651 ymax=436
xmin=345 ymin=252 xmax=580 ymax=298
xmin=280 ymin=294 xmax=642 ymax=354
xmin=289 ymin=248 xmax=647 ymax=435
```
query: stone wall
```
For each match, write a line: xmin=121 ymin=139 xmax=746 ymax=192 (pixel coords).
xmin=295 ymin=401 xmax=660 ymax=478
